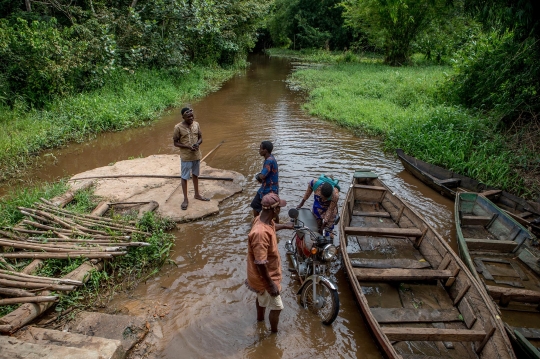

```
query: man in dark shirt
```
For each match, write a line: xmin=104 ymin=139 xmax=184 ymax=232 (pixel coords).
xmin=251 ymin=141 xmax=279 ymax=218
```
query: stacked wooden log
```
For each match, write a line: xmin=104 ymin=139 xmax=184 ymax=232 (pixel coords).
xmin=0 ymin=198 xmax=151 ymax=308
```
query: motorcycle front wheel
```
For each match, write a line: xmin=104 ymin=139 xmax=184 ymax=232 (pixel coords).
xmin=300 ymin=278 xmax=339 ymax=325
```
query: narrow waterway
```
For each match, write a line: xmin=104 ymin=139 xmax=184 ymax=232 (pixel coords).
xmin=15 ymin=54 xmax=457 ymax=358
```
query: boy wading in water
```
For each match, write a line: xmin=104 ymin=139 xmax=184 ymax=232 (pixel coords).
xmin=251 ymin=141 xmax=279 ymax=221
xmin=173 ymin=107 xmax=210 ymax=210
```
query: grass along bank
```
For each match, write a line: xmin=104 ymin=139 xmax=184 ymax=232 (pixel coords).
xmin=268 ymin=48 xmax=537 ymax=198
xmin=0 ymin=181 xmax=175 ymax=318
xmin=0 ymin=66 xmax=237 ymax=182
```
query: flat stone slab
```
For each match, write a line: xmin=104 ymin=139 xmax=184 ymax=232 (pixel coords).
xmin=70 ymin=155 xmax=244 ymax=223
xmin=15 ymin=326 xmax=125 ymax=359
xmin=71 ymin=311 xmax=148 ymax=352
xmin=0 ymin=335 xmax=100 ymax=359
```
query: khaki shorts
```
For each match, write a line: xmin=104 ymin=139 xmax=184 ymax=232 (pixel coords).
xmin=257 ymin=291 xmax=284 ymax=311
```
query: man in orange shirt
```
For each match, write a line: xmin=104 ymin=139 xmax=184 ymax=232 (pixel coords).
xmin=245 ymin=193 xmax=292 ymax=332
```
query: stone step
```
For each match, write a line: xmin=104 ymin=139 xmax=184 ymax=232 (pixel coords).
xmin=0 ymin=335 xmax=100 ymax=359
xmin=72 ymin=311 xmax=148 ymax=351
xmin=15 ymin=326 xmax=125 ymax=359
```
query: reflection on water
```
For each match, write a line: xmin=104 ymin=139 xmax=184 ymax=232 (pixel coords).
xmin=8 ymin=54 xmax=457 ymax=358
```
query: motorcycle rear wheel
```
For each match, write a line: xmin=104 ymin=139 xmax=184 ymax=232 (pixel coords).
xmin=300 ymin=279 xmax=339 ymax=325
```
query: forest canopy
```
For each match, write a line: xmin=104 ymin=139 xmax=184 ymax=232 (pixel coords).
xmin=0 ymin=0 xmax=270 ymax=107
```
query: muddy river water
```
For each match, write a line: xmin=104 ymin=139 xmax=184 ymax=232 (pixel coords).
xmin=13 ymin=54 xmax=459 ymax=358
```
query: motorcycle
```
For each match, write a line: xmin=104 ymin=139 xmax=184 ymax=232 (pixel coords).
xmin=285 ymin=207 xmax=340 ymax=325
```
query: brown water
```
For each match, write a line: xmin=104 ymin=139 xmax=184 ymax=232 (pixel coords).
xmin=9 ymin=54 xmax=459 ymax=358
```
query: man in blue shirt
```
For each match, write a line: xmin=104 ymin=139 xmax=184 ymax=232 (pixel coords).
xmin=251 ymin=141 xmax=279 ymax=219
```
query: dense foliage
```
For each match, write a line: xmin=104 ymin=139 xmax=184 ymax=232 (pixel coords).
xmin=0 ymin=0 xmax=270 ymax=107
xmin=340 ymin=0 xmax=450 ymax=65
xmin=445 ymin=0 xmax=540 ymax=121
xmin=266 ymin=0 xmax=354 ymax=51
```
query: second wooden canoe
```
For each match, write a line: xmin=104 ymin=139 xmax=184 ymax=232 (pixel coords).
xmin=340 ymin=169 xmax=515 ymax=359
xmin=396 ymin=148 xmax=540 ymax=236
xmin=456 ymin=192 xmax=540 ymax=359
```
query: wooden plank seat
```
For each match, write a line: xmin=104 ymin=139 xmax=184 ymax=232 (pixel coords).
xmin=437 ymin=178 xmax=461 ymax=187
xmin=461 ymin=215 xmax=494 ymax=226
xmin=516 ymin=211 xmax=533 ymax=219
xmin=480 ymin=189 xmax=502 ymax=198
xmin=352 ymin=210 xmax=391 ymax=218
xmin=371 ymin=307 xmax=461 ymax=323
xmin=382 ymin=327 xmax=486 ymax=342
xmin=353 ymin=184 xmax=387 ymax=191
xmin=487 ymin=285 xmax=540 ymax=305
xmin=351 ymin=258 xmax=431 ymax=269
xmin=513 ymin=327 xmax=540 ymax=339
xmin=519 ymin=249 xmax=540 ymax=276
xmin=465 ymin=238 xmax=517 ymax=252
xmin=354 ymin=268 xmax=453 ymax=282
xmin=345 ymin=227 xmax=423 ymax=238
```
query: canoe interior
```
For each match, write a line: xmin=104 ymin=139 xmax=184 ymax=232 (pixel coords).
xmin=340 ymin=169 xmax=515 ymax=359
xmin=456 ymin=192 xmax=540 ymax=357
xmin=396 ymin=148 xmax=540 ymax=236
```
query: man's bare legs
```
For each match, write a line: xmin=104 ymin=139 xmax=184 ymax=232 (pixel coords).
xmin=192 ymin=175 xmax=201 ymax=199
xmin=181 ymin=178 xmax=189 ymax=209
xmin=256 ymin=298 xmax=265 ymax=321
xmin=255 ymin=299 xmax=281 ymax=333
xmin=269 ymin=310 xmax=281 ymax=333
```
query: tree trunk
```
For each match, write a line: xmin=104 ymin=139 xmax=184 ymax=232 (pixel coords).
xmin=25 ymin=0 xmax=31 ymax=12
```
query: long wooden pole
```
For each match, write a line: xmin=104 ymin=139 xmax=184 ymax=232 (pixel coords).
xmin=0 ymin=252 xmax=118 ymax=259
xmin=165 ymin=140 xmax=225 ymax=203
xmin=0 ymin=269 xmax=82 ymax=286
xmin=0 ymin=287 xmax=35 ymax=297
xmin=69 ymin=174 xmax=234 ymax=181
xmin=0 ymin=278 xmax=75 ymax=291
xmin=0 ymin=257 xmax=15 ymax=271
xmin=0 ymin=296 xmax=58 ymax=306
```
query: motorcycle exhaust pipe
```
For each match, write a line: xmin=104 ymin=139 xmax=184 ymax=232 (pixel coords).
xmin=288 ymin=252 xmax=299 ymax=272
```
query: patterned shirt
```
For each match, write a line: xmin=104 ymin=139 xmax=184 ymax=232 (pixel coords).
xmin=173 ymin=121 xmax=202 ymax=161
xmin=245 ymin=217 xmax=282 ymax=293
xmin=257 ymin=155 xmax=279 ymax=198
xmin=302 ymin=179 xmax=340 ymax=227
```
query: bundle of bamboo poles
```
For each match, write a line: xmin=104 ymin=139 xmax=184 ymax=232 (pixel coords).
xmin=0 ymin=199 xmax=151 ymax=306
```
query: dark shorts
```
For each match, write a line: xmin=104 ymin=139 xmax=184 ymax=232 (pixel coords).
xmin=250 ymin=193 xmax=262 ymax=212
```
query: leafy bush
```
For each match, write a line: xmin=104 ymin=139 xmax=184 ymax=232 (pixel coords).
xmin=444 ymin=30 xmax=540 ymax=121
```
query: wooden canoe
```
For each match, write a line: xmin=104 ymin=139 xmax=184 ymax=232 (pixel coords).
xmin=340 ymin=169 xmax=516 ymax=359
xmin=456 ymin=192 xmax=540 ymax=359
xmin=396 ymin=148 xmax=540 ymax=236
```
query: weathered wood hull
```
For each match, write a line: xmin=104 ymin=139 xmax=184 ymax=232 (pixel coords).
xmin=340 ymin=169 xmax=516 ymax=359
xmin=456 ymin=192 xmax=540 ymax=359
xmin=396 ymin=148 xmax=540 ymax=236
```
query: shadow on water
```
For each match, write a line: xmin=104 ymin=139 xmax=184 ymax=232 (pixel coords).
xmin=5 ymin=54 xmax=458 ymax=358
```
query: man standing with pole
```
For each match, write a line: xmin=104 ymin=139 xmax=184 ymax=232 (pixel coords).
xmin=173 ymin=107 xmax=210 ymax=210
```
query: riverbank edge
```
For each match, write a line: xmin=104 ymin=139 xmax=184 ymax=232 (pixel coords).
xmin=0 ymin=65 xmax=240 ymax=184
xmin=267 ymin=48 xmax=539 ymax=199
xmin=0 ymin=181 xmax=176 ymax=321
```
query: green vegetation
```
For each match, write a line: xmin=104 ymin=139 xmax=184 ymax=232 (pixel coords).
xmin=271 ymin=49 xmax=537 ymax=196
xmin=267 ymin=0 xmax=354 ymax=51
xmin=0 ymin=183 xmax=176 ymax=317
xmin=340 ymin=0 xmax=450 ymax=65
xmin=0 ymin=66 xmax=234 ymax=181
xmin=0 ymin=0 xmax=270 ymax=181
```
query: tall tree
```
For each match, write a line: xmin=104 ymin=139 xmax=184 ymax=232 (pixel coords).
xmin=268 ymin=0 xmax=353 ymax=50
xmin=340 ymin=0 xmax=448 ymax=65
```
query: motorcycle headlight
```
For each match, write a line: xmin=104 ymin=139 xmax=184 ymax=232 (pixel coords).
xmin=321 ymin=244 xmax=337 ymax=262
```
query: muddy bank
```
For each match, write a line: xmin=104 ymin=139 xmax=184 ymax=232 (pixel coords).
xmin=70 ymin=155 xmax=245 ymax=223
